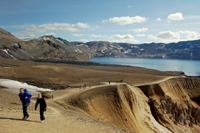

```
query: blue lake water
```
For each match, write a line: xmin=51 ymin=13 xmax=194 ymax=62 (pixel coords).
xmin=90 ymin=57 xmax=200 ymax=76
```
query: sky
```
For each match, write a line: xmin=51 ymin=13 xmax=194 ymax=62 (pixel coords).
xmin=0 ymin=0 xmax=200 ymax=44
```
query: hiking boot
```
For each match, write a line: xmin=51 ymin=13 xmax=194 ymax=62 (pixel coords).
xmin=23 ymin=116 xmax=29 ymax=120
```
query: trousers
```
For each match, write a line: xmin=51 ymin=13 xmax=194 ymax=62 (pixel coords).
xmin=40 ymin=110 xmax=45 ymax=121
xmin=23 ymin=102 xmax=30 ymax=118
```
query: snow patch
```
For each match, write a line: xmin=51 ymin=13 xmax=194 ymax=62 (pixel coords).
xmin=140 ymin=49 xmax=145 ymax=51
xmin=118 ymin=48 xmax=132 ymax=54
xmin=14 ymin=43 xmax=19 ymax=47
xmin=56 ymin=39 xmax=64 ymax=44
xmin=110 ymin=44 xmax=123 ymax=49
xmin=75 ymin=48 xmax=83 ymax=53
xmin=41 ymin=37 xmax=53 ymax=42
xmin=77 ymin=44 xmax=85 ymax=47
xmin=158 ymin=47 xmax=165 ymax=49
xmin=22 ymin=38 xmax=34 ymax=41
xmin=43 ymin=37 xmax=50 ymax=40
xmin=101 ymin=47 xmax=107 ymax=53
xmin=123 ymin=49 xmax=132 ymax=54
xmin=76 ymin=44 xmax=89 ymax=48
xmin=0 ymin=79 xmax=52 ymax=97
xmin=2 ymin=49 xmax=17 ymax=59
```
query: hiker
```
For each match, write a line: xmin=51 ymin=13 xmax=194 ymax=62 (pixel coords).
xmin=83 ymin=84 xmax=86 ymax=89
xmin=18 ymin=88 xmax=32 ymax=120
xmin=35 ymin=94 xmax=47 ymax=122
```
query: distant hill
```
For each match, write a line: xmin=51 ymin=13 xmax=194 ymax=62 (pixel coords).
xmin=0 ymin=28 xmax=200 ymax=61
xmin=71 ymin=40 xmax=200 ymax=60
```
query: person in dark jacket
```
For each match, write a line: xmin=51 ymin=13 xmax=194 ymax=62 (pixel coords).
xmin=35 ymin=94 xmax=47 ymax=122
xmin=18 ymin=88 xmax=32 ymax=120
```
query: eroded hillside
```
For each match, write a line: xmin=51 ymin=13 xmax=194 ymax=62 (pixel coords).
xmin=138 ymin=78 xmax=200 ymax=132
xmin=48 ymin=77 xmax=200 ymax=133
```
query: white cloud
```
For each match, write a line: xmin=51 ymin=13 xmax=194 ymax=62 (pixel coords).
xmin=184 ymin=15 xmax=200 ymax=20
xmin=90 ymin=25 xmax=100 ymax=31
xmin=148 ymin=30 xmax=200 ymax=43
xmin=157 ymin=18 xmax=161 ymax=22
xmin=10 ymin=26 xmax=27 ymax=29
xmin=102 ymin=19 xmax=108 ymax=23
xmin=136 ymin=34 xmax=146 ymax=37
xmin=79 ymin=39 xmax=91 ymax=43
xmin=45 ymin=32 xmax=56 ymax=36
xmin=133 ymin=28 xmax=148 ymax=33
xmin=179 ymin=30 xmax=200 ymax=40
xmin=89 ymin=34 xmax=102 ymax=38
xmin=109 ymin=16 xmax=147 ymax=25
xmin=11 ymin=22 xmax=90 ymax=38
xmin=61 ymin=27 xmax=79 ymax=32
xmin=109 ymin=34 xmax=139 ymax=43
xmin=13 ymin=32 xmax=35 ymax=38
xmin=156 ymin=31 xmax=179 ymax=40
xmin=168 ymin=12 xmax=183 ymax=21
xmin=148 ymin=31 xmax=180 ymax=43
xmin=75 ymin=22 xmax=90 ymax=28
xmin=167 ymin=20 xmax=171 ymax=23
xmin=128 ymin=5 xmax=132 ymax=8
xmin=72 ymin=33 xmax=84 ymax=37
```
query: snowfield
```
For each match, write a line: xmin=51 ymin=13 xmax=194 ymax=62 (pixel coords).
xmin=0 ymin=79 xmax=52 ymax=97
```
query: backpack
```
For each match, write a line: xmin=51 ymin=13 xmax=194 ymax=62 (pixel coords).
xmin=24 ymin=89 xmax=31 ymax=99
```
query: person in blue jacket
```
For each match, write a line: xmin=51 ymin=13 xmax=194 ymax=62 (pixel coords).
xmin=18 ymin=88 xmax=32 ymax=120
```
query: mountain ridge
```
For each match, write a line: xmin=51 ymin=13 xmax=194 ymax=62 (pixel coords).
xmin=0 ymin=28 xmax=200 ymax=61
xmin=71 ymin=39 xmax=200 ymax=59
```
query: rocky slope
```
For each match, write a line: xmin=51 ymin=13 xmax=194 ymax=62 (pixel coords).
xmin=0 ymin=28 xmax=21 ymax=46
xmin=0 ymin=28 xmax=89 ymax=61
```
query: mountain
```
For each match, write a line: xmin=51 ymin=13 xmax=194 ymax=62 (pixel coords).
xmin=0 ymin=28 xmax=200 ymax=61
xmin=0 ymin=29 xmax=89 ymax=61
xmin=0 ymin=28 xmax=21 ymax=45
xmin=71 ymin=40 xmax=200 ymax=60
